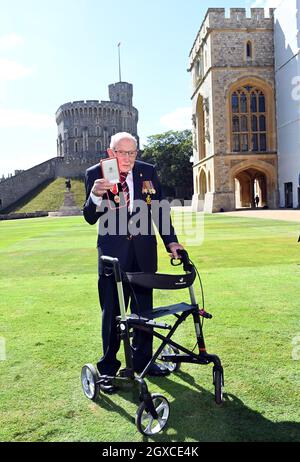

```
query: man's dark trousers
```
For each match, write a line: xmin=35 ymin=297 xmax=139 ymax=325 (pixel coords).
xmin=97 ymin=243 xmax=153 ymax=376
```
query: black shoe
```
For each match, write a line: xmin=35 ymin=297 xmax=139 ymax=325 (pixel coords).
xmin=99 ymin=378 xmax=118 ymax=394
xmin=147 ymin=364 xmax=170 ymax=377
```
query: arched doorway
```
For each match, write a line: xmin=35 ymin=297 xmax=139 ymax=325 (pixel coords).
xmin=199 ymin=169 xmax=207 ymax=201
xmin=235 ymin=167 xmax=267 ymax=209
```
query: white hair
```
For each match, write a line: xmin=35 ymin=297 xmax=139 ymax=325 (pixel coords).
xmin=110 ymin=132 xmax=137 ymax=150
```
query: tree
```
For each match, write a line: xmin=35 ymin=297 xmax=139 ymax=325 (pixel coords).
xmin=140 ymin=130 xmax=193 ymax=198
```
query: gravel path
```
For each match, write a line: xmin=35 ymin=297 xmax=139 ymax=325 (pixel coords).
xmin=218 ymin=209 xmax=300 ymax=222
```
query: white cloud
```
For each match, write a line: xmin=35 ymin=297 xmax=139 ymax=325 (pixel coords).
xmin=0 ymin=34 xmax=24 ymax=50
xmin=0 ymin=108 xmax=55 ymax=129
xmin=160 ymin=107 xmax=192 ymax=130
xmin=0 ymin=58 xmax=33 ymax=81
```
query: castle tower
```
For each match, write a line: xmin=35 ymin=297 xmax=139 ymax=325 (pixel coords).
xmin=109 ymin=81 xmax=133 ymax=107
xmin=55 ymin=81 xmax=139 ymax=162
xmin=189 ymin=8 xmax=278 ymax=212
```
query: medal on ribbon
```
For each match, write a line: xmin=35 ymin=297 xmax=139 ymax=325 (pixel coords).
xmin=110 ymin=184 xmax=120 ymax=203
xmin=142 ymin=180 xmax=156 ymax=195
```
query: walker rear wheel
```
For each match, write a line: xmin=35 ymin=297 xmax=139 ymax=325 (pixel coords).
xmin=213 ymin=368 xmax=223 ymax=405
xmin=158 ymin=345 xmax=181 ymax=372
xmin=136 ymin=393 xmax=170 ymax=436
xmin=81 ymin=364 xmax=100 ymax=401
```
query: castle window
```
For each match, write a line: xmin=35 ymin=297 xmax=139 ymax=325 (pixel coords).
xmin=74 ymin=141 xmax=78 ymax=153
xmin=74 ymin=128 xmax=78 ymax=137
xmin=231 ymin=86 xmax=267 ymax=153
xmin=96 ymin=140 xmax=102 ymax=152
xmin=83 ymin=130 xmax=88 ymax=152
xmin=246 ymin=41 xmax=252 ymax=59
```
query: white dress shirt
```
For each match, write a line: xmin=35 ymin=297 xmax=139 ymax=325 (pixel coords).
xmin=90 ymin=170 xmax=134 ymax=213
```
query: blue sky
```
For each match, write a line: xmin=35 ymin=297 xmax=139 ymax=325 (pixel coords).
xmin=0 ymin=0 xmax=281 ymax=175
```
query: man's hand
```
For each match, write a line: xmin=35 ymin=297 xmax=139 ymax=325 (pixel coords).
xmin=167 ymin=242 xmax=184 ymax=259
xmin=92 ymin=178 xmax=113 ymax=197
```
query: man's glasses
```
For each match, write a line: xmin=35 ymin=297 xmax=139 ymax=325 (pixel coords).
xmin=113 ymin=149 xmax=137 ymax=158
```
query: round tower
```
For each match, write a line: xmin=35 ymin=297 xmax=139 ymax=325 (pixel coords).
xmin=55 ymin=81 xmax=139 ymax=161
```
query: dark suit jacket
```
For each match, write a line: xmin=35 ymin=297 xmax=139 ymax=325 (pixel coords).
xmin=83 ymin=160 xmax=178 ymax=273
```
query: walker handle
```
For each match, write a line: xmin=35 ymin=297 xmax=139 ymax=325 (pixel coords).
xmin=171 ymin=249 xmax=189 ymax=267
xmin=100 ymin=255 xmax=122 ymax=282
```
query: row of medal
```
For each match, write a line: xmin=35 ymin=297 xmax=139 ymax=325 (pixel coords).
xmin=110 ymin=180 xmax=156 ymax=205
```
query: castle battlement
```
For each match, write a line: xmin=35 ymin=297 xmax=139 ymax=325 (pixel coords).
xmin=206 ymin=7 xmax=274 ymax=22
xmin=189 ymin=7 xmax=275 ymax=63
xmin=55 ymin=100 xmax=129 ymax=122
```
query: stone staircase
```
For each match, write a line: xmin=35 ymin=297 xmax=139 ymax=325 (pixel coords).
xmin=48 ymin=191 xmax=83 ymax=217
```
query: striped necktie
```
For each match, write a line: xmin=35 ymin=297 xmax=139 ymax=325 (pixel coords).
xmin=120 ymin=171 xmax=130 ymax=207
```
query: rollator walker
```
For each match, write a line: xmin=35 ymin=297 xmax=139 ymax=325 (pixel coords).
xmin=81 ymin=249 xmax=224 ymax=436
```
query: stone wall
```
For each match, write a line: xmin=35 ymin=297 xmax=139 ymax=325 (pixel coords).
xmin=0 ymin=158 xmax=57 ymax=212
xmin=211 ymin=30 xmax=274 ymax=68
xmin=0 ymin=153 xmax=104 ymax=213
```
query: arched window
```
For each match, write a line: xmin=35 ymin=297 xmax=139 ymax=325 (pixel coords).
xmin=246 ymin=41 xmax=252 ymax=59
xmin=96 ymin=139 xmax=102 ymax=152
xmin=231 ymin=86 xmax=267 ymax=153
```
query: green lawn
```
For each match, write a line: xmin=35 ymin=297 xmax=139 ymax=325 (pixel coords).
xmin=0 ymin=214 xmax=299 ymax=442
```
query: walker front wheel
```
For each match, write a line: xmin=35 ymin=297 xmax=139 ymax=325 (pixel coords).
xmin=136 ymin=394 xmax=170 ymax=436
xmin=81 ymin=364 xmax=100 ymax=401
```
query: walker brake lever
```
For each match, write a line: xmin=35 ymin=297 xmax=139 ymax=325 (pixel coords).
xmin=199 ymin=309 xmax=213 ymax=319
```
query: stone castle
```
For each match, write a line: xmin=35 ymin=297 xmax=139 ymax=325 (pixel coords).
xmin=189 ymin=7 xmax=278 ymax=212
xmin=56 ymin=81 xmax=139 ymax=160
xmin=0 ymin=81 xmax=139 ymax=213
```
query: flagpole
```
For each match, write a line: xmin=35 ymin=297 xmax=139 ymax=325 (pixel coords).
xmin=118 ymin=42 xmax=122 ymax=82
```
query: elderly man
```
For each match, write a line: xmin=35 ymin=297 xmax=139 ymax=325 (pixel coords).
xmin=83 ymin=132 xmax=183 ymax=393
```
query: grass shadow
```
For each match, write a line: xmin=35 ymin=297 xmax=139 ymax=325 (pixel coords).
xmin=92 ymin=369 xmax=300 ymax=442
xmin=149 ymin=369 xmax=300 ymax=442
